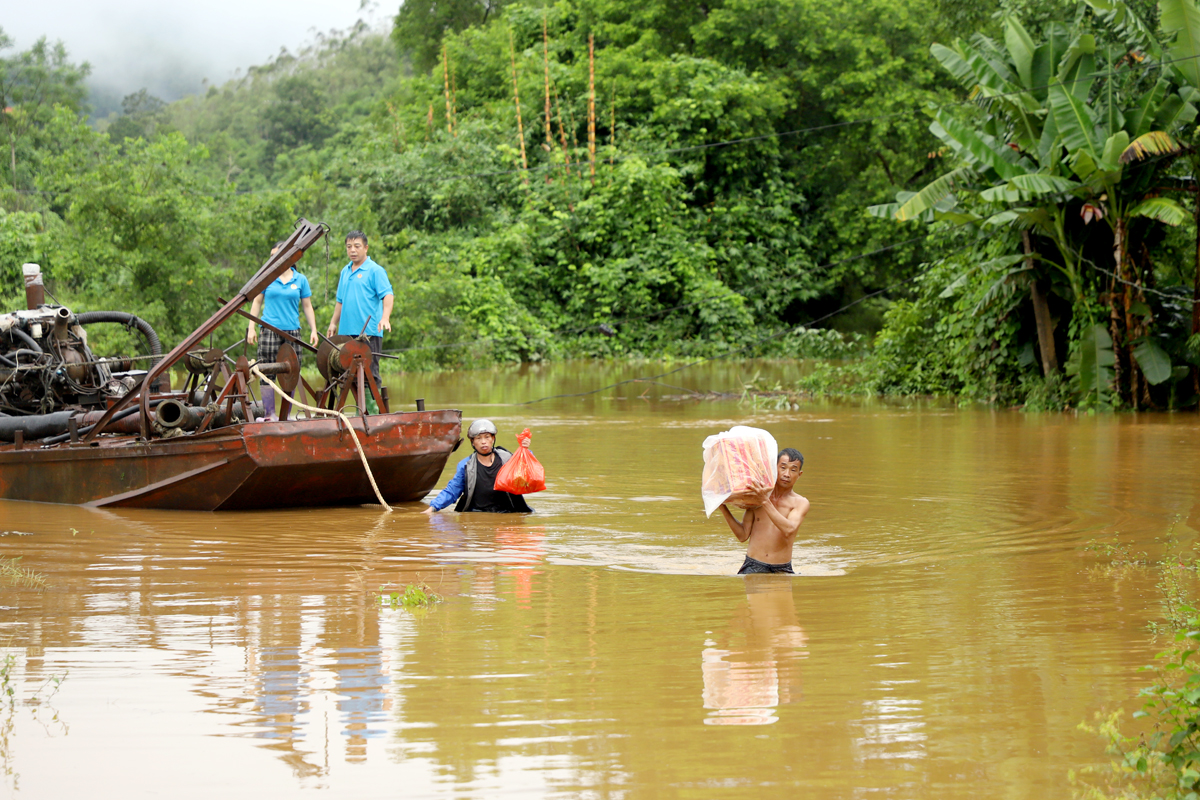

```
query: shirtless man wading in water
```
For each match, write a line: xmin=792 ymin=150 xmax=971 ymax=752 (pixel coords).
xmin=718 ymin=448 xmax=810 ymax=575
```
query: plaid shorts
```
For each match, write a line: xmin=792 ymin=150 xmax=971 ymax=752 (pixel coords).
xmin=256 ymin=327 xmax=303 ymax=370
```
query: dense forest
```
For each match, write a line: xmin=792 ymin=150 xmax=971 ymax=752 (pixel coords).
xmin=1 ymin=0 xmax=1198 ymax=409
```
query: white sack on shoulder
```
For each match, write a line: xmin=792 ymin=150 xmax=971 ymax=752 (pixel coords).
xmin=701 ymin=425 xmax=778 ymax=518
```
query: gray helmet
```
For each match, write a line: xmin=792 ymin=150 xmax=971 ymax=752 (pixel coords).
xmin=467 ymin=419 xmax=498 ymax=439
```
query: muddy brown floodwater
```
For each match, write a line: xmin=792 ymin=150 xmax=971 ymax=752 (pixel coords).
xmin=1 ymin=359 xmax=1198 ymax=799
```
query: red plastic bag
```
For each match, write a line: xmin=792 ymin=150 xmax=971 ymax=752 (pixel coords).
xmin=495 ymin=428 xmax=546 ymax=494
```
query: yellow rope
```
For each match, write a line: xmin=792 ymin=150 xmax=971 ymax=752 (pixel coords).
xmin=250 ymin=366 xmax=393 ymax=513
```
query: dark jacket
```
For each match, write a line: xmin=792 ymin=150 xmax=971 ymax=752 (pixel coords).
xmin=428 ymin=447 xmax=533 ymax=513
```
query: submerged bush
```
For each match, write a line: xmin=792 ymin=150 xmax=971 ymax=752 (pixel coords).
xmin=379 ymin=583 xmax=443 ymax=609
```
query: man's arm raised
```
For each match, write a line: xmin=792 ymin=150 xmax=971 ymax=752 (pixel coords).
xmin=719 ymin=504 xmax=753 ymax=542
xmin=759 ymin=495 xmax=810 ymax=539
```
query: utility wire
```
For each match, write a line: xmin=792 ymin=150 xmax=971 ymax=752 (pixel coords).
xmin=14 ymin=49 xmax=1200 ymax=198
xmin=513 ymin=245 xmax=966 ymax=405
xmin=382 ymin=234 xmax=933 ymax=356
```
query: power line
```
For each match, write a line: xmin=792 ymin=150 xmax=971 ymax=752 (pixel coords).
xmin=13 ymin=48 xmax=1200 ymax=198
xmin=381 ymin=234 xmax=933 ymax=356
xmin=513 ymin=245 xmax=965 ymax=405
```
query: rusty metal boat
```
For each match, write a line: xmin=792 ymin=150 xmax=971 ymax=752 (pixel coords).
xmin=0 ymin=219 xmax=461 ymax=510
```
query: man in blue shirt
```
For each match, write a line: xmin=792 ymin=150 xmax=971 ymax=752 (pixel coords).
xmin=325 ymin=230 xmax=394 ymax=396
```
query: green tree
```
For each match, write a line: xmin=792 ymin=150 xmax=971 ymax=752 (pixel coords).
xmin=393 ymin=0 xmax=514 ymax=73
xmin=262 ymin=75 xmax=336 ymax=165
xmin=0 ymin=28 xmax=89 ymax=195
xmin=106 ymin=89 xmax=169 ymax=145
xmin=872 ymin=12 xmax=1195 ymax=407
xmin=35 ymin=110 xmax=296 ymax=338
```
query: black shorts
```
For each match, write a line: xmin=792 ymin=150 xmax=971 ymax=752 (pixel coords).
xmin=738 ymin=556 xmax=795 ymax=575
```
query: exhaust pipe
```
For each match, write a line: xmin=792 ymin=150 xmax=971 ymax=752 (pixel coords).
xmin=53 ymin=307 xmax=71 ymax=341
xmin=155 ymin=399 xmax=198 ymax=430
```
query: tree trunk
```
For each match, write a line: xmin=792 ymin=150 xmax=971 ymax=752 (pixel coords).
xmin=1113 ymin=216 xmax=1141 ymax=407
xmin=1024 ymin=231 xmax=1058 ymax=376
xmin=1109 ymin=260 xmax=1125 ymax=404
xmin=1194 ymin=190 xmax=1200 ymax=404
xmin=8 ymin=126 xmax=15 ymax=194
xmin=1119 ymin=218 xmax=1142 ymax=410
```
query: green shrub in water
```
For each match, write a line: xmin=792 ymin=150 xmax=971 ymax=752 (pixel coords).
xmin=1075 ymin=526 xmax=1200 ymax=798
xmin=0 ymin=557 xmax=45 ymax=590
xmin=1074 ymin=609 xmax=1200 ymax=800
xmin=379 ymin=583 xmax=443 ymax=609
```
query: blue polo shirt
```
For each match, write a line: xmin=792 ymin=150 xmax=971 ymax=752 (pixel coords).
xmin=259 ymin=270 xmax=312 ymax=331
xmin=335 ymin=258 xmax=393 ymax=337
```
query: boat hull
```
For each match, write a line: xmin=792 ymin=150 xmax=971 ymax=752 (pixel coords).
xmin=0 ymin=409 xmax=462 ymax=511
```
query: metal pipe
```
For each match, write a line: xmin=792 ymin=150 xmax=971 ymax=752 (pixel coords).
xmin=254 ymin=361 xmax=293 ymax=376
xmin=53 ymin=307 xmax=71 ymax=341
xmin=155 ymin=399 xmax=197 ymax=429
xmin=39 ymin=400 xmax=262 ymax=445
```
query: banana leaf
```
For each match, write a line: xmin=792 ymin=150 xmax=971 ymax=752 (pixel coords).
xmin=1129 ymin=196 xmax=1189 ymax=225
xmin=1161 ymin=0 xmax=1200 ymax=90
xmin=931 ymin=43 xmax=975 ymax=86
xmin=1100 ymin=131 xmax=1131 ymax=171
xmin=1074 ymin=323 xmax=1115 ymax=405
xmin=933 ymin=113 xmax=1028 ymax=180
xmin=972 ymin=265 xmax=1033 ymax=315
xmin=1126 ymin=80 xmax=1170 ymax=137
xmin=979 ymin=173 xmax=1081 ymax=202
xmin=1083 ymin=0 xmax=1161 ymax=55
xmin=1004 ymin=17 xmax=1037 ymax=88
xmin=1057 ymin=36 xmax=1096 ymax=102
xmin=1119 ymin=130 xmax=1181 ymax=163
xmin=1049 ymin=84 xmax=1100 ymax=161
xmin=1152 ymin=90 xmax=1199 ymax=132
xmin=1132 ymin=338 xmax=1172 ymax=384
xmin=895 ymin=167 xmax=973 ymax=221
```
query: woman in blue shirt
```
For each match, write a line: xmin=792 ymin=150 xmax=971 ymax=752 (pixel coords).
xmin=246 ymin=241 xmax=320 ymax=420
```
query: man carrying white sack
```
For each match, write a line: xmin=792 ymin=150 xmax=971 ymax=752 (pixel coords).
xmin=718 ymin=448 xmax=810 ymax=575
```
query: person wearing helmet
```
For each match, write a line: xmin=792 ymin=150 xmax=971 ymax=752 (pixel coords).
xmin=423 ymin=419 xmax=533 ymax=514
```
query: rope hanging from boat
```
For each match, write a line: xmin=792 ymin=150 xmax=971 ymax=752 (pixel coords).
xmin=250 ymin=365 xmax=393 ymax=514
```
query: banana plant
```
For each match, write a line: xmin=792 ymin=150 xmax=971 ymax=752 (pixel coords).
xmin=869 ymin=10 xmax=1196 ymax=405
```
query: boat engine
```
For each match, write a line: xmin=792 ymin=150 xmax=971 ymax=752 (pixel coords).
xmin=0 ymin=305 xmax=164 ymax=415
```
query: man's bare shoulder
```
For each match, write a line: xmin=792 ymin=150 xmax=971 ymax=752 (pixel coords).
xmin=776 ymin=491 xmax=809 ymax=512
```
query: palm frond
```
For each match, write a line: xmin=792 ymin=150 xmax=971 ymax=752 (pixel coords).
xmin=1119 ymin=130 xmax=1181 ymax=163
xmin=1128 ymin=196 xmax=1189 ymax=225
xmin=894 ymin=167 xmax=973 ymax=222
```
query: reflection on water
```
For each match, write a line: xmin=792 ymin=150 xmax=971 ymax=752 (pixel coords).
xmin=702 ymin=576 xmax=806 ymax=725
xmin=0 ymin=371 xmax=1197 ymax=798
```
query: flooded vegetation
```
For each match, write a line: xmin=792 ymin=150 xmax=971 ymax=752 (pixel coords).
xmin=0 ymin=362 xmax=1196 ymax=797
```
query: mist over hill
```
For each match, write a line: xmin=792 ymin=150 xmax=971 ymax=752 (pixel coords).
xmin=2 ymin=0 xmax=383 ymax=116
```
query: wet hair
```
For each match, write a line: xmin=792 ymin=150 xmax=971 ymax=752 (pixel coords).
xmin=345 ymin=230 xmax=368 ymax=246
xmin=778 ymin=448 xmax=804 ymax=468
xmin=273 ymin=239 xmax=287 ymax=249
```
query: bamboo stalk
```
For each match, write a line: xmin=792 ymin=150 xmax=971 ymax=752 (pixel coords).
xmin=426 ymin=104 xmax=434 ymax=140
xmin=446 ymin=56 xmax=453 ymax=133
xmin=609 ymin=81 xmax=616 ymax=175
xmin=553 ymin=82 xmax=571 ymax=176
xmin=1193 ymin=187 xmax=1200 ymax=402
xmin=509 ymin=28 xmax=529 ymax=184
xmin=442 ymin=44 xmax=455 ymax=137
xmin=588 ymin=33 xmax=596 ymax=185
xmin=386 ymin=101 xmax=405 ymax=152
xmin=543 ymin=14 xmax=554 ymax=153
